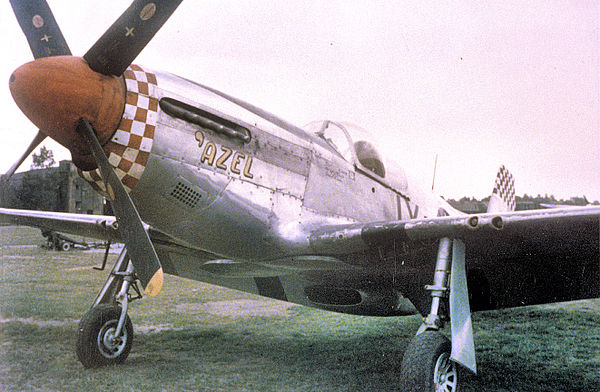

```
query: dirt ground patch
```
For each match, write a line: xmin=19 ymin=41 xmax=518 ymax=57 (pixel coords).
xmin=175 ymin=299 xmax=295 ymax=318
xmin=0 ymin=315 xmax=78 ymax=327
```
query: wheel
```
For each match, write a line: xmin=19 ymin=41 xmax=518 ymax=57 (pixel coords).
xmin=76 ymin=304 xmax=133 ymax=368
xmin=61 ymin=242 xmax=71 ymax=251
xmin=399 ymin=331 xmax=458 ymax=392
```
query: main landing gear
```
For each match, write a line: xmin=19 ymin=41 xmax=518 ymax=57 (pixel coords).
xmin=74 ymin=117 xmax=162 ymax=367
xmin=76 ymin=248 xmax=142 ymax=368
xmin=399 ymin=237 xmax=474 ymax=392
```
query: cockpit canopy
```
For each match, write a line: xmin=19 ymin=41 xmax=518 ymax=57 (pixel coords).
xmin=305 ymin=120 xmax=386 ymax=178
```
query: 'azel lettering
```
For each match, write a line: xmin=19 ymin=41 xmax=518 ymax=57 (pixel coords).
xmin=195 ymin=131 xmax=253 ymax=179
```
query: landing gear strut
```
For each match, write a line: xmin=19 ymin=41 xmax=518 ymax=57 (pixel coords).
xmin=399 ymin=237 xmax=469 ymax=392
xmin=74 ymin=117 xmax=162 ymax=367
xmin=76 ymin=248 xmax=141 ymax=368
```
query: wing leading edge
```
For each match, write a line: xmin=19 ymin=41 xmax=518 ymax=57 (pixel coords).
xmin=0 ymin=207 xmax=120 ymax=242
xmin=309 ymin=206 xmax=600 ymax=257
xmin=3 ymin=205 xmax=598 ymax=265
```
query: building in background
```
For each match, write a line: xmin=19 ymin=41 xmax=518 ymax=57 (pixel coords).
xmin=447 ymin=194 xmax=596 ymax=214
xmin=0 ymin=160 xmax=104 ymax=214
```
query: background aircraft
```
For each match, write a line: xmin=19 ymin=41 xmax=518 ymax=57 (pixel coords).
xmin=1 ymin=1 xmax=599 ymax=391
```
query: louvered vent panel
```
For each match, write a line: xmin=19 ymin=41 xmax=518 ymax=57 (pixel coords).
xmin=170 ymin=182 xmax=202 ymax=208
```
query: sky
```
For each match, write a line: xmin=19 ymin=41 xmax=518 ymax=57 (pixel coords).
xmin=1 ymin=1 xmax=598 ymax=201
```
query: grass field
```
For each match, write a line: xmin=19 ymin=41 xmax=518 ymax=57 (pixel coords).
xmin=1 ymin=226 xmax=599 ymax=391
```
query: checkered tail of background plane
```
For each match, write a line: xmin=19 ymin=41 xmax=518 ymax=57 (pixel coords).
xmin=486 ymin=165 xmax=516 ymax=213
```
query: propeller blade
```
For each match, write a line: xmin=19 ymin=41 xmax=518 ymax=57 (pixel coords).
xmin=76 ymin=117 xmax=163 ymax=296
xmin=4 ymin=131 xmax=47 ymax=178
xmin=10 ymin=0 xmax=71 ymax=58
xmin=84 ymin=0 xmax=182 ymax=76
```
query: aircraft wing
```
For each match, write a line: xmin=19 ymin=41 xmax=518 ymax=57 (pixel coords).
xmin=310 ymin=205 xmax=600 ymax=317
xmin=0 ymin=207 xmax=120 ymax=242
xmin=309 ymin=206 xmax=600 ymax=258
xmin=3 ymin=205 xmax=597 ymax=259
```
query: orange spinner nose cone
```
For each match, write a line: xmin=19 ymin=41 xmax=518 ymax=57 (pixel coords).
xmin=9 ymin=56 xmax=125 ymax=168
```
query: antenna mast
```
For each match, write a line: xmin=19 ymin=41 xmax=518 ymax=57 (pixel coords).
xmin=431 ymin=154 xmax=438 ymax=191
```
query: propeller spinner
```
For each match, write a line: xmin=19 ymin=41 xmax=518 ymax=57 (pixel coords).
xmin=9 ymin=56 xmax=125 ymax=169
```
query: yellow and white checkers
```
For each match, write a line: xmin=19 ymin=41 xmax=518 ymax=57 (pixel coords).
xmin=78 ymin=65 xmax=158 ymax=196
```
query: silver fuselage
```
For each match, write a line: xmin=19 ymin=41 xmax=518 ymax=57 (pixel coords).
xmin=128 ymin=69 xmax=459 ymax=261
xmin=74 ymin=66 xmax=463 ymax=316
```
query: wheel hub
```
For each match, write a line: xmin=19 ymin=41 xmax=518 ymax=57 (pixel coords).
xmin=433 ymin=352 xmax=458 ymax=392
xmin=98 ymin=321 xmax=127 ymax=358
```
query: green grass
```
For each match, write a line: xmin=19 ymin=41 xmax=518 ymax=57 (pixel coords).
xmin=1 ymin=226 xmax=599 ymax=391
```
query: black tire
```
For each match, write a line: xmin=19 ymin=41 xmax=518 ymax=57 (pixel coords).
xmin=76 ymin=304 xmax=133 ymax=368
xmin=399 ymin=331 xmax=458 ymax=392
xmin=61 ymin=242 xmax=71 ymax=251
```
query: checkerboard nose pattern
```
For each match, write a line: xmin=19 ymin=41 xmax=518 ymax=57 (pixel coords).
xmin=78 ymin=65 xmax=158 ymax=196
